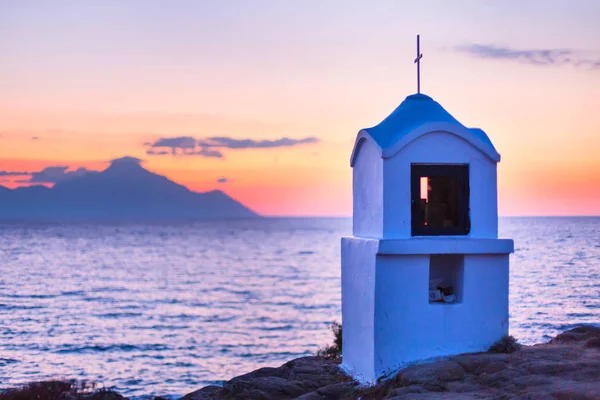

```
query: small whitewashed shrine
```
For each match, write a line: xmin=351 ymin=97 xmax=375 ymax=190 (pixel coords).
xmin=341 ymin=37 xmax=514 ymax=383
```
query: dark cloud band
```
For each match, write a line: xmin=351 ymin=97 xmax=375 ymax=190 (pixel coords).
xmin=16 ymin=166 xmax=91 ymax=184
xmin=145 ymin=136 xmax=318 ymax=158
xmin=0 ymin=171 xmax=30 ymax=176
xmin=203 ymin=136 xmax=318 ymax=149
xmin=457 ymin=44 xmax=600 ymax=69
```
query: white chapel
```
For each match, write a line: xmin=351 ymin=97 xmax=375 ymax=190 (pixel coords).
xmin=341 ymin=37 xmax=514 ymax=383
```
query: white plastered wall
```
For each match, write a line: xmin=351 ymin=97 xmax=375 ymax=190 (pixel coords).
xmin=340 ymin=237 xmax=378 ymax=382
xmin=372 ymin=253 xmax=509 ymax=380
xmin=352 ymin=139 xmax=384 ymax=238
xmin=382 ymin=131 xmax=498 ymax=239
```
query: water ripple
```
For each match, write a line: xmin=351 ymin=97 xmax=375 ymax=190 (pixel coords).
xmin=0 ymin=217 xmax=599 ymax=398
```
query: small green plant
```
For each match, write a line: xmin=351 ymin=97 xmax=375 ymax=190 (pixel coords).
xmin=317 ymin=321 xmax=342 ymax=359
xmin=488 ymin=335 xmax=521 ymax=354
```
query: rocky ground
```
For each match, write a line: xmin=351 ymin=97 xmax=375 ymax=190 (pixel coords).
xmin=2 ymin=326 xmax=599 ymax=400
xmin=182 ymin=325 xmax=600 ymax=400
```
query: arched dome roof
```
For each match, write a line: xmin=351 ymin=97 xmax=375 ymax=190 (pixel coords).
xmin=364 ymin=93 xmax=461 ymax=148
xmin=350 ymin=93 xmax=500 ymax=166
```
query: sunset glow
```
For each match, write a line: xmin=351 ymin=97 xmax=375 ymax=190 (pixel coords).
xmin=1 ymin=1 xmax=599 ymax=216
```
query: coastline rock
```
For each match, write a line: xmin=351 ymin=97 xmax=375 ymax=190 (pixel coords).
xmin=0 ymin=381 xmax=128 ymax=400
xmin=549 ymin=325 xmax=600 ymax=344
xmin=181 ymin=325 xmax=600 ymax=399
xmin=181 ymin=357 xmax=352 ymax=400
xmin=3 ymin=326 xmax=599 ymax=400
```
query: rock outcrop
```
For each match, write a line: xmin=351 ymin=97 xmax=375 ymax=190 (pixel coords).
xmin=3 ymin=327 xmax=599 ymax=400
xmin=181 ymin=357 xmax=352 ymax=400
xmin=181 ymin=325 xmax=600 ymax=400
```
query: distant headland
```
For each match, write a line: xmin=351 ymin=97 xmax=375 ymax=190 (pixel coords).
xmin=0 ymin=156 xmax=258 ymax=220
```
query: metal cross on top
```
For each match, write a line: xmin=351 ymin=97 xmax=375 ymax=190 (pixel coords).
xmin=414 ymin=34 xmax=423 ymax=94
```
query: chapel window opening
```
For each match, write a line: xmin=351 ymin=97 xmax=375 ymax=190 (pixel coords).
xmin=411 ymin=164 xmax=470 ymax=236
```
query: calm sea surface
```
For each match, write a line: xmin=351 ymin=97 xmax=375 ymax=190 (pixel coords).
xmin=1 ymin=217 xmax=599 ymax=398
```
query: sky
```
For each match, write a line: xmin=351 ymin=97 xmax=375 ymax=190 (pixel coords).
xmin=1 ymin=0 xmax=599 ymax=216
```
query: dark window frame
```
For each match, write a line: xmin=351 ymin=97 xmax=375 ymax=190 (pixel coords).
xmin=411 ymin=164 xmax=470 ymax=236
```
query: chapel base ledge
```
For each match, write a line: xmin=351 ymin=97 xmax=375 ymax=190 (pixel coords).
xmin=342 ymin=236 xmax=514 ymax=255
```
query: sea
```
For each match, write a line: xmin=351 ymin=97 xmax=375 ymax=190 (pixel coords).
xmin=1 ymin=217 xmax=599 ymax=398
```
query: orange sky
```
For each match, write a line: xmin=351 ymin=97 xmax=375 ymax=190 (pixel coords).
xmin=1 ymin=1 xmax=599 ymax=216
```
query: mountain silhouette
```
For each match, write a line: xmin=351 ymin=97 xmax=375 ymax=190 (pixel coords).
xmin=0 ymin=157 xmax=259 ymax=219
